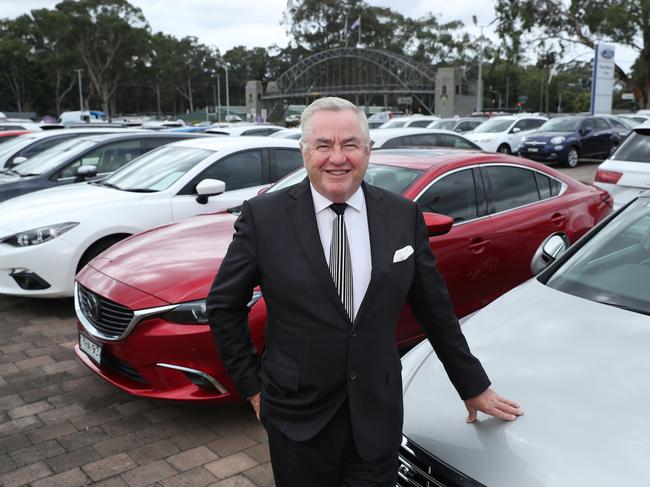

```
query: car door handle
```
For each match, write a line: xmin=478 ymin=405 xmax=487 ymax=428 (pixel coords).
xmin=468 ymin=238 xmax=490 ymax=253
xmin=550 ymin=213 xmax=567 ymax=225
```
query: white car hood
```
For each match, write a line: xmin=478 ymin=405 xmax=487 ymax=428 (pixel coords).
xmin=402 ymin=279 xmax=650 ymax=487
xmin=0 ymin=183 xmax=145 ymax=234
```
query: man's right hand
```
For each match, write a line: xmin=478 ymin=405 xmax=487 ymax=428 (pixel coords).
xmin=249 ymin=392 xmax=261 ymax=421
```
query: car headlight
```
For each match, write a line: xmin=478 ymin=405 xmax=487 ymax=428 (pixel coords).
xmin=161 ymin=291 xmax=263 ymax=325
xmin=550 ymin=136 xmax=565 ymax=144
xmin=1 ymin=222 xmax=79 ymax=247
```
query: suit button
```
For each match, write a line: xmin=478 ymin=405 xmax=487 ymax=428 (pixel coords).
xmin=349 ymin=372 xmax=358 ymax=381
xmin=351 ymin=331 xmax=357 ymax=338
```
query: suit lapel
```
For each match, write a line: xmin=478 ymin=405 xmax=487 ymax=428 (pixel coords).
xmin=353 ymin=182 xmax=389 ymax=328
xmin=288 ymin=179 xmax=352 ymax=325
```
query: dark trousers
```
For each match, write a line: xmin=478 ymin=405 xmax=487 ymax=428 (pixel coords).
xmin=263 ymin=400 xmax=399 ymax=487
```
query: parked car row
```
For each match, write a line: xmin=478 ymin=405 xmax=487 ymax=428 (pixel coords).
xmin=71 ymin=148 xmax=612 ymax=403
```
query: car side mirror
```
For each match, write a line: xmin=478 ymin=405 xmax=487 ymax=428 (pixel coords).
xmin=76 ymin=165 xmax=97 ymax=180
xmin=423 ymin=212 xmax=454 ymax=237
xmin=511 ymin=127 xmax=521 ymax=133
xmin=196 ymin=178 xmax=226 ymax=204
xmin=530 ymin=233 xmax=569 ymax=274
xmin=12 ymin=156 xmax=28 ymax=165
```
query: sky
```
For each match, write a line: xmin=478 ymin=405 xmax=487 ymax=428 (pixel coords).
xmin=0 ymin=0 xmax=638 ymax=74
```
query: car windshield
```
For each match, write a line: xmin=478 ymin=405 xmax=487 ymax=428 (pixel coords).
xmin=546 ymin=197 xmax=650 ymax=315
xmin=270 ymin=164 xmax=423 ymax=195
xmin=0 ymin=134 xmax=37 ymax=166
xmin=13 ymin=139 xmax=97 ymax=176
xmin=471 ymin=118 xmax=513 ymax=133
xmin=539 ymin=118 xmax=581 ymax=131
xmin=101 ymin=145 xmax=212 ymax=191
xmin=609 ymin=130 xmax=650 ymax=162
xmin=429 ymin=120 xmax=456 ymax=130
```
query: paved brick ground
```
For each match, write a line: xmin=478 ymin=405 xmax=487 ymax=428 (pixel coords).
xmin=0 ymin=297 xmax=274 ymax=487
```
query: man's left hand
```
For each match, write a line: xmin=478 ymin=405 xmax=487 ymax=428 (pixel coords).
xmin=464 ymin=387 xmax=523 ymax=423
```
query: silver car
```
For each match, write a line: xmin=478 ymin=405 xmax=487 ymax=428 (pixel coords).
xmin=400 ymin=191 xmax=650 ymax=486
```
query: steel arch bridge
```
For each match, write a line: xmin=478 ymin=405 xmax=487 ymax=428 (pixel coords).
xmin=263 ymin=47 xmax=436 ymax=120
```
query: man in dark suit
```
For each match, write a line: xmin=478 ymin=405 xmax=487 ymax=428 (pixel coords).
xmin=207 ymin=97 xmax=522 ymax=486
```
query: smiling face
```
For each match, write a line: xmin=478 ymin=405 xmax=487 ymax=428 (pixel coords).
xmin=301 ymin=109 xmax=370 ymax=203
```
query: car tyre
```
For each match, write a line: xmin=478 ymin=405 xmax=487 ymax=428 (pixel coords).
xmin=564 ymin=146 xmax=579 ymax=168
xmin=76 ymin=234 xmax=129 ymax=273
xmin=497 ymin=144 xmax=511 ymax=154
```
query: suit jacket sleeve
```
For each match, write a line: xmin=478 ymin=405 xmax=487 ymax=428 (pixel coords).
xmin=407 ymin=205 xmax=491 ymax=400
xmin=206 ymin=199 xmax=261 ymax=399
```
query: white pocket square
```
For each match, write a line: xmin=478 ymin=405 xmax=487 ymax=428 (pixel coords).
xmin=393 ymin=245 xmax=414 ymax=263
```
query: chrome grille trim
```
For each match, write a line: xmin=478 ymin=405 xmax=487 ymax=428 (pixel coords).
xmin=156 ymin=363 xmax=228 ymax=394
xmin=397 ymin=436 xmax=486 ymax=487
xmin=75 ymin=282 xmax=176 ymax=342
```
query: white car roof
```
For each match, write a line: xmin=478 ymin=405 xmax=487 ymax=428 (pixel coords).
xmin=206 ymin=124 xmax=285 ymax=136
xmin=16 ymin=127 xmax=142 ymax=140
xmin=167 ymin=135 xmax=299 ymax=151
xmin=369 ymin=127 xmax=471 ymax=145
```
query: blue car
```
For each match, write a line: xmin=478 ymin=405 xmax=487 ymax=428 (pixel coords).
xmin=519 ymin=115 xmax=625 ymax=167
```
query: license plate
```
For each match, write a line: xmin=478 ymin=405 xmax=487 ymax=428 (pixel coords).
xmin=527 ymin=147 xmax=539 ymax=152
xmin=79 ymin=333 xmax=102 ymax=364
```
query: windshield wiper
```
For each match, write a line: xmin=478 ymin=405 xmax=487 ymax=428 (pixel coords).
xmin=123 ymin=188 xmax=157 ymax=193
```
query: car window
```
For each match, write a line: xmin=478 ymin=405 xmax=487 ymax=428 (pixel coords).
xmin=513 ymin=120 xmax=529 ymax=131
xmin=438 ymin=134 xmax=478 ymax=149
xmin=455 ymin=121 xmax=471 ymax=132
xmin=581 ymin=119 xmax=597 ymax=131
xmin=196 ymin=149 xmax=263 ymax=191
xmin=381 ymin=136 xmax=412 ymax=149
xmin=19 ymin=135 xmax=73 ymax=158
xmin=594 ymin=118 xmax=611 ymax=130
xmin=429 ymin=120 xmax=456 ymax=130
xmin=270 ymin=148 xmax=303 ymax=182
xmin=533 ymin=172 xmax=562 ymax=199
xmin=527 ymin=119 xmax=546 ymax=130
xmin=243 ymin=128 xmax=279 ymax=136
xmin=485 ymin=166 xmax=540 ymax=212
xmin=61 ymin=139 xmax=143 ymax=178
xmin=416 ymin=169 xmax=478 ymax=223
xmin=546 ymin=198 xmax=650 ymax=315
xmin=610 ymin=130 xmax=650 ymax=162
xmin=409 ymin=120 xmax=432 ymax=128
xmin=607 ymin=118 xmax=626 ymax=128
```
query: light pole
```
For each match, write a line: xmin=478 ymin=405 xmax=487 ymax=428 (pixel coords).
xmin=472 ymin=16 xmax=496 ymax=112
xmin=223 ymin=63 xmax=230 ymax=118
xmin=74 ymin=69 xmax=84 ymax=112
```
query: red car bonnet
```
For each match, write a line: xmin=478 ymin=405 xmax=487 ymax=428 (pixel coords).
xmin=87 ymin=211 xmax=238 ymax=304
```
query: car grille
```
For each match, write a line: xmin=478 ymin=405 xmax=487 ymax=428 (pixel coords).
xmin=524 ymin=141 xmax=546 ymax=146
xmin=397 ymin=436 xmax=485 ymax=487
xmin=78 ymin=285 xmax=134 ymax=339
xmin=101 ymin=351 xmax=148 ymax=385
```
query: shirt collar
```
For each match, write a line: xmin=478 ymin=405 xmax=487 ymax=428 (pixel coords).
xmin=310 ymin=183 xmax=365 ymax=214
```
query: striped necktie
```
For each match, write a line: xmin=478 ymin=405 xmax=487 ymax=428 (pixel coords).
xmin=329 ymin=203 xmax=354 ymax=322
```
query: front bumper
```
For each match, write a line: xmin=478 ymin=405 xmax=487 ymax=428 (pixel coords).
xmin=0 ymin=234 xmax=79 ymax=297
xmin=519 ymin=144 xmax=568 ymax=163
xmin=74 ymin=267 xmax=239 ymax=403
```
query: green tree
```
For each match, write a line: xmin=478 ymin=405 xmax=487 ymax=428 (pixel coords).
xmin=53 ymin=0 xmax=151 ymax=115
xmin=495 ymin=0 xmax=650 ymax=108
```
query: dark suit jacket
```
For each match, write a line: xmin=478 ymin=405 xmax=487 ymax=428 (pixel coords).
xmin=207 ymin=178 xmax=490 ymax=461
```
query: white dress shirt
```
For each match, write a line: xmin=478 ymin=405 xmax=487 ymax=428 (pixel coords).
xmin=310 ymin=183 xmax=372 ymax=318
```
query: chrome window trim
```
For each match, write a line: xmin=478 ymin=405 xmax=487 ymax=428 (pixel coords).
xmin=75 ymin=282 xmax=176 ymax=342
xmin=156 ymin=363 xmax=228 ymax=394
xmin=414 ymin=162 xmax=567 ymax=227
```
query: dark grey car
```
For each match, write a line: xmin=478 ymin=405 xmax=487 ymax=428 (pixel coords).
xmin=0 ymin=132 xmax=207 ymax=203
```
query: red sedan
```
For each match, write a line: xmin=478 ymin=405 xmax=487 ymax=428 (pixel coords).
xmin=75 ymin=149 xmax=612 ymax=403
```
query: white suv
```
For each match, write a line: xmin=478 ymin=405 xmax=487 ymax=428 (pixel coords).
xmin=466 ymin=115 xmax=547 ymax=153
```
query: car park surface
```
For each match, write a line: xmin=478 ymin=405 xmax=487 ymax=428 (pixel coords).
xmin=73 ymin=150 xmax=611 ymax=403
xmin=0 ymin=132 xmax=204 ymax=203
xmin=0 ymin=137 xmax=302 ymax=298
xmin=399 ymin=191 xmax=650 ymax=487
xmin=465 ymin=115 xmax=547 ymax=153
xmin=519 ymin=115 xmax=625 ymax=167
xmin=594 ymin=125 xmax=650 ymax=208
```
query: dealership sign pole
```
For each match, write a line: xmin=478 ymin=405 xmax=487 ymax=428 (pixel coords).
xmin=590 ymin=43 xmax=616 ymax=115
